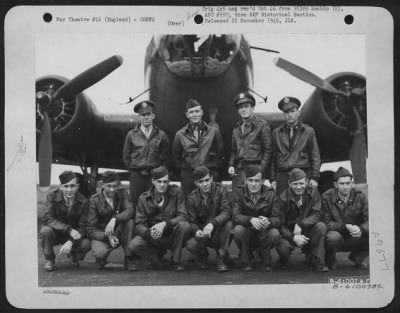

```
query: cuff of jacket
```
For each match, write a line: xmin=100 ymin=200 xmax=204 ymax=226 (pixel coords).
xmin=210 ymin=219 xmax=218 ymax=228
xmin=144 ymin=229 xmax=152 ymax=240
xmin=165 ymin=219 xmax=172 ymax=231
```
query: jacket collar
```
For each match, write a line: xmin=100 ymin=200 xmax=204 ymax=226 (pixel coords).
xmin=146 ymin=185 xmax=178 ymax=200
xmin=280 ymin=121 xmax=304 ymax=132
xmin=54 ymin=189 xmax=86 ymax=203
xmin=183 ymin=121 xmax=208 ymax=134
xmin=331 ymin=188 xmax=358 ymax=205
xmin=240 ymin=184 xmax=270 ymax=200
xmin=133 ymin=124 xmax=159 ymax=133
xmin=235 ymin=115 xmax=257 ymax=127
xmin=192 ymin=182 xmax=218 ymax=198
xmin=287 ymin=186 xmax=313 ymax=203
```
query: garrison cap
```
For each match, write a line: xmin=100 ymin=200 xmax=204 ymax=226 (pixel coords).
xmin=134 ymin=100 xmax=155 ymax=114
xmin=288 ymin=168 xmax=306 ymax=183
xmin=185 ymin=98 xmax=202 ymax=111
xmin=151 ymin=166 xmax=169 ymax=180
xmin=59 ymin=171 xmax=77 ymax=184
xmin=102 ymin=171 xmax=120 ymax=183
xmin=244 ymin=164 xmax=263 ymax=178
xmin=193 ymin=165 xmax=210 ymax=181
xmin=334 ymin=167 xmax=353 ymax=181
xmin=278 ymin=97 xmax=301 ymax=112
xmin=234 ymin=92 xmax=255 ymax=108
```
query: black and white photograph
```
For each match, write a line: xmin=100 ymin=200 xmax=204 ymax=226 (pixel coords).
xmin=4 ymin=5 xmax=394 ymax=309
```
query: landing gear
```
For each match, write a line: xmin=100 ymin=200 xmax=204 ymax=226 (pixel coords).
xmin=78 ymin=165 xmax=98 ymax=197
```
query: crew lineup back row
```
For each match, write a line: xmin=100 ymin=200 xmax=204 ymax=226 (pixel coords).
xmin=39 ymin=92 xmax=368 ymax=273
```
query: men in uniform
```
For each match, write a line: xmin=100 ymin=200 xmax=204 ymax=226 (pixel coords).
xmin=186 ymin=166 xmax=233 ymax=272
xmin=271 ymin=97 xmax=321 ymax=194
xmin=323 ymin=167 xmax=369 ymax=269
xmin=277 ymin=168 xmax=329 ymax=271
xmin=232 ymin=165 xmax=281 ymax=271
xmin=228 ymin=92 xmax=272 ymax=191
xmin=122 ymin=100 xmax=170 ymax=208
xmin=87 ymin=171 xmax=135 ymax=269
xmin=39 ymin=171 xmax=90 ymax=271
xmin=128 ymin=166 xmax=192 ymax=271
xmin=172 ymin=98 xmax=224 ymax=198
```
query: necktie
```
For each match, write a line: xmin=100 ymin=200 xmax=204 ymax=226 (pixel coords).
xmin=193 ymin=127 xmax=199 ymax=141
xmin=106 ymin=197 xmax=114 ymax=209
xmin=296 ymin=196 xmax=303 ymax=208
xmin=144 ymin=127 xmax=150 ymax=138
xmin=67 ymin=199 xmax=73 ymax=214
xmin=241 ymin=122 xmax=246 ymax=134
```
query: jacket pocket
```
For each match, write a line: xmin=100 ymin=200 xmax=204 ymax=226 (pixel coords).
xmin=248 ymin=143 xmax=261 ymax=159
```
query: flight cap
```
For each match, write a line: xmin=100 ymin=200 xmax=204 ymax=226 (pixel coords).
xmin=244 ymin=164 xmax=263 ymax=178
xmin=193 ymin=166 xmax=210 ymax=181
xmin=151 ymin=166 xmax=169 ymax=180
xmin=59 ymin=171 xmax=77 ymax=184
xmin=102 ymin=171 xmax=120 ymax=183
xmin=288 ymin=168 xmax=306 ymax=183
xmin=185 ymin=98 xmax=202 ymax=111
xmin=334 ymin=167 xmax=353 ymax=181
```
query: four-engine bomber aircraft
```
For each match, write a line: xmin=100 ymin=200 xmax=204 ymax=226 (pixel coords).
xmin=36 ymin=34 xmax=367 ymax=193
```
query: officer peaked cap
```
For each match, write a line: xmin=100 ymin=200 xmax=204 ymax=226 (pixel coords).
xmin=288 ymin=168 xmax=306 ymax=183
xmin=59 ymin=171 xmax=77 ymax=184
xmin=334 ymin=167 xmax=353 ymax=181
xmin=134 ymin=100 xmax=155 ymax=114
xmin=234 ymin=92 xmax=255 ymax=108
xmin=278 ymin=97 xmax=301 ymax=112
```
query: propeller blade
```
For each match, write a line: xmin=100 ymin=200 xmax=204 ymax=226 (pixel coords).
xmin=53 ymin=55 xmax=123 ymax=100
xmin=38 ymin=112 xmax=52 ymax=187
xmin=349 ymin=107 xmax=367 ymax=184
xmin=274 ymin=57 xmax=348 ymax=96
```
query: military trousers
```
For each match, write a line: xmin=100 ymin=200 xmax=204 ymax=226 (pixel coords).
xmin=90 ymin=219 xmax=135 ymax=260
xmin=128 ymin=221 xmax=192 ymax=264
xmin=325 ymin=230 xmax=369 ymax=264
xmin=277 ymin=221 xmax=327 ymax=261
xmin=39 ymin=225 xmax=90 ymax=261
xmin=233 ymin=225 xmax=281 ymax=266
xmin=129 ymin=169 xmax=153 ymax=208
xmin=186 ymin=221 xmax=233 ymax=259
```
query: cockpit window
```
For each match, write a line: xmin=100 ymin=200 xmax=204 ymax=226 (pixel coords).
xmin=153 ymin=34 xmax=241 ymax=78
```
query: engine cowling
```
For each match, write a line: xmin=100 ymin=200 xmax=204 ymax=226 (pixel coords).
xmin=300 ymin=72 xmax=366 ymax=162
xmin=36 ymin=76 xmax=98 ymax=149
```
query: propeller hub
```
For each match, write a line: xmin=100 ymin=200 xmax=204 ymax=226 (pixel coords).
xmin=36 ymin=91 xmax=51 ymax=110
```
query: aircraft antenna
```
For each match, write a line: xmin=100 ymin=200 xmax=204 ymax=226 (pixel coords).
xmin=123 ymin=86 xmax=154 ymax=105
xmin=247 ymin=88 xmax=268 ymax=103
xmin=250 ymin=46 xmax=280 ymax=54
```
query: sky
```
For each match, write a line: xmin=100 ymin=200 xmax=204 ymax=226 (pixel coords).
xmin=36 ymin=33 xmax=365 ymax=183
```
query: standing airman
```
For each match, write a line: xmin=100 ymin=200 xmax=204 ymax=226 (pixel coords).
xmin=228 ymin=92 xmax=272 ymax=191
xmin=271 ymin=97 xmax=321 ymax=194
xmin=122 ymin=100 xmax=170 ymax=208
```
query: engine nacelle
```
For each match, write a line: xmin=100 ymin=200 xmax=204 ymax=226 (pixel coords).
xmin=36 ymin=76 xmax=100 ymax=149
xmin=300 ymin=72 xmax=366 ymax=163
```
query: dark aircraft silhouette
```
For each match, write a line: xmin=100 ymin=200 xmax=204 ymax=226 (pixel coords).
xmin=36 ymin=34 xmax=367 ymax=193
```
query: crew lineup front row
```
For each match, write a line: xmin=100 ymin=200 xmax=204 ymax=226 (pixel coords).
xmin=39 ymin=165 xmax=368 ymax=273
